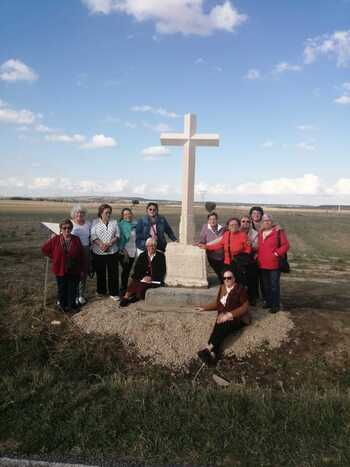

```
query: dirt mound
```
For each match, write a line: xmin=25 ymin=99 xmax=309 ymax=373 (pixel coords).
xmin=73 ymin=297 xmax=294 ymax=369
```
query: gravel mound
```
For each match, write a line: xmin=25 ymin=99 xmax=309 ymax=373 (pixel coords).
xmin=73 ymin=297 xmax=294 ymax=369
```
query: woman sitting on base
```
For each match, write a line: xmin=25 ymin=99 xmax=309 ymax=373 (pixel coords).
xmin=197 ymin=268 xmax=251 ymax=365
xmin=119 ymin=238 xmax=166 ymax=307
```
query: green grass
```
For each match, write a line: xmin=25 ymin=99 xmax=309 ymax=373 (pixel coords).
xmin=1 ymin=204 xmax=350 ymax=465
xmin=1 ymin=294 xmax=350 ymax=466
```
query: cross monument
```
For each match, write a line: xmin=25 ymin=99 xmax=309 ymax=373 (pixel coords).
xmin=160 ymin=113 xmax=220 ymax=287
xmin=160 ymin=113 xmax=219 ymax=245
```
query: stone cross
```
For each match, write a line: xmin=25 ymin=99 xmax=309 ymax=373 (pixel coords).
xmin=160 ymin=113 xmax=219 ymax=245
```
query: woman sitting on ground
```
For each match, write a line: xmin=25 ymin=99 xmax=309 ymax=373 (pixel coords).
xmin=198 ymin=211 xmax=224 ymax=283
xmin=197 ymin=268 xmax=251 ymax=365
xmin=42 ymin=218 xmax=84 ymax=313
xmin=119 ymin=238 xmax=166 ymax=307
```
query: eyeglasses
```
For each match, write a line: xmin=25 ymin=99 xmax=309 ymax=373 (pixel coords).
xmin=61 ymin=227 xmax=71 ymax=231
xmin=223 ymin=276 xmax=233 ymax=280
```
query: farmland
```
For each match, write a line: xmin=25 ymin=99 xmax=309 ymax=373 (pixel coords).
xmin=1 ymin=200 xmax=350 ymax=466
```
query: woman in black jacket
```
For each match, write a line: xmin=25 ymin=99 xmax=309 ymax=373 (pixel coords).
xmin=119 ymin=238 xmax=166 ymax=307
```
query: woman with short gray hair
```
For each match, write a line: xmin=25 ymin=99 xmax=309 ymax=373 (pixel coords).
xmin=71 ymin=204 xmax=91 ymax=305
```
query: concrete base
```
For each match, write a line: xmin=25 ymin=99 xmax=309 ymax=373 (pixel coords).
xmin=145 ymin=285 xmax=219 ymax=307
xmin=165 ymin=242 xmax=208 ymax=288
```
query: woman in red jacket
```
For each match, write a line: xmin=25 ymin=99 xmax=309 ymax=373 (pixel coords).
xmin=42 ymin=218 xmax=84 ymax=312
xmin=257 ymin=214 xmax=289 ymax=313
xmin=199 ymin=217 xmax=251 ymax=268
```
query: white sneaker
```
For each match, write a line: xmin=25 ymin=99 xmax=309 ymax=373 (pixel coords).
xmin=78 ymin=296 xmax=87 ymax=306
xmin=110 ymin=295 xmax=120 ymax=301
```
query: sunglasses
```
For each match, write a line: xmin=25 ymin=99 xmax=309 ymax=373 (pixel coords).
xmin=223 ymin=276 xmax=233 ymax=280
xmin=241 ymin=220 xmax=250 ymax=223
xmin=61 ymin=227 xmax=71 ymax=231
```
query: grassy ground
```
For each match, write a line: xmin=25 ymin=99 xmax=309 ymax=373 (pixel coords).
xmin=1 ymin=201 xmax=350 ymax=466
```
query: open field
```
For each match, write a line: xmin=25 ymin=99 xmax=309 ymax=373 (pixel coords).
xmin=1 ymin=201 xmax=350 ymax=466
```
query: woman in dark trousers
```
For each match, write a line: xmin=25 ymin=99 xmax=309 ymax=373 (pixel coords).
xmin=118 ymin=208 xmax=137 ymax=296
xmin=197 ymin=268 xmax=251 ymax=365
xmin=257 ymin=214 xmax=289 ymax=313
xmin=91 ymin=204 xmax=120 ymax=300
xmin=136 ymin=202 xmax=176 ymax=252
xmin=198 ymin=211 xmax=224 ymax=283
xmin=42 ymin=218 xmax=84 ymax=312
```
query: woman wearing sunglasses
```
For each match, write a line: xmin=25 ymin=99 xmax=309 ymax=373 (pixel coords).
xmin=136 ymin=202 xmax=177 ymax=253
xmin=197 ymin=268 xmax=251 ymax=365
xmin=42 ymin=218 xmax=84 ymax=312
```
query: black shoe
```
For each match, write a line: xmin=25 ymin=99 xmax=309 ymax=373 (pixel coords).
xmin=249 ymin=299 xmax=257 ymax=306
xmin=262 ymin=302 xmax=270 ymax=309
xmin=128 ymin=295 xmax=138 ymax=304
xmin=269 ymin=307 xmax=280 ymax=314
xmin=197 ymin=349 xmax=217 ymax=367
xmin=119 ymin=298 xmax=129 ymax=308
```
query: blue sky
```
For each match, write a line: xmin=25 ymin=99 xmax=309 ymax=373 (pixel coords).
xmin=0 ymin=0 xmax=349 ymax=204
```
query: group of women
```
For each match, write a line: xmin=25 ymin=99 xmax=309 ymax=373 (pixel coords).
xmin=41 ymin=202 xmax=289 ymax=365
xmin=196 ymin=206 xmax=289 ymax=365
xmin=41 ymin=202 xmax=174 ymax=312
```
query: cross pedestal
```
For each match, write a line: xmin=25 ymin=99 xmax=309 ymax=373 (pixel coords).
xmin=160 ymin=113 xmax=219 ymax=288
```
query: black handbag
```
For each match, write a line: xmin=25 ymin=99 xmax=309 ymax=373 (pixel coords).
xmin=277 ymin=230 xmax=290 ymax=273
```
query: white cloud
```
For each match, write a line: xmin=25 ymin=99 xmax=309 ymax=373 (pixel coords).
xmin=0 ymin=102 xmax=36 ymax=125
xmin=304 ymin=30 xmax=350 ymax=67
xmin=343 ymin=82 xmax=350 ymax=91
xmin=143 ymin=122 xmax=172 ymax=132
xmin=141 ymin=145 xmax=171 ymax=159
xmin=297 ymin=124 xmax=318 ymax=131
xmin=334 ymin=95 xmax=350 ymax=105
xmin=296 ymin=142 xmax=316 ymax=151
xmin=124 ymin=121 xmax=137 ymax=129
xmin=35 ymin=124 xmax=55 ymax=133
xmin=329 ymin=178 xmax=350 ymax=195
xmin=0 ymin=177 xmax=25 ymax=188
xmin=244 ymin=68 xmax=261 ymax=80
xmin=46 ymin=133 xmax=86 ymax=143
xmin=81 ymin=134 xmax=117 ymax=149
xmin=0 ymin=59 xmax=38 ymax=82
xmin=28 ymin=177 xmax=56 ymax=189
xmin=133 ymin=184 xmax=148 ymax=195
xmin=195 ymin=57 xmax=206 ymax=65
xmin=235 ymin=174 xmax=321 ymax=195
xmin=261 ymin=141 xmax=275 ymax=148
xmin=82 ymin=0 xmax=247 ymax=36
xmin=273 ymin=62 xmax=302 ymax=73
xmin=131 ymin=105 xmax=179 ymax=118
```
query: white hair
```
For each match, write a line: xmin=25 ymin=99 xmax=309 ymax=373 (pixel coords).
xmin=146 ymin=237 xmax=157 ymax=247
xmin=70 ymin=204 xmax=87 ymax=218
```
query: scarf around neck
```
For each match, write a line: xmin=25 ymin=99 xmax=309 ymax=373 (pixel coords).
xmin=119 ymin=220 xmax=135 ymax=249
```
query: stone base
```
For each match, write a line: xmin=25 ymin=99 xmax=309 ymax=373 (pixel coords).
xmin=145 ymin=286 xmax=218 ymax=307
xmin=165 ymin=242 xmax=208 ymax=288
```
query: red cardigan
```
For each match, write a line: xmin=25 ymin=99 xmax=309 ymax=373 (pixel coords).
xmin=42 ymin=234 xmax=84 ymax=277
xmin=206 ymin=230 xmax=252 ymax=265
xmin=257 ymin=228 xmax=289 ymax=270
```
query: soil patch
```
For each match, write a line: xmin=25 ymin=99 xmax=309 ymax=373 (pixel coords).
xmin=73 ymin=298 xmax=294 ymax=369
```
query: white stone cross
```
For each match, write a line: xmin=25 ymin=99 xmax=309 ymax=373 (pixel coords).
xmin=160 ymin=113 xmax=219 ymax=245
